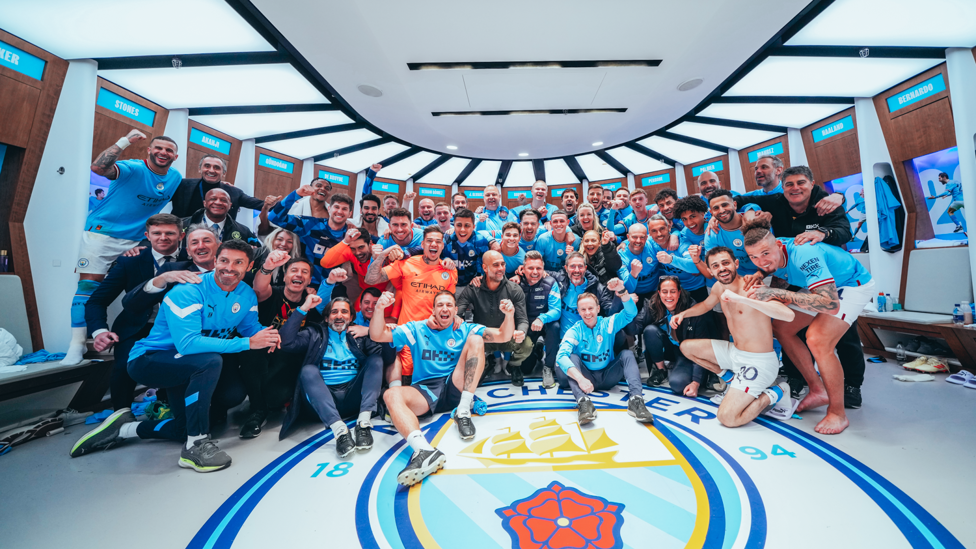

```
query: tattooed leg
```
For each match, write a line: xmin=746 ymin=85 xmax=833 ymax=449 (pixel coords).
xmin=452 ymin=334 xmax=485 ymax=393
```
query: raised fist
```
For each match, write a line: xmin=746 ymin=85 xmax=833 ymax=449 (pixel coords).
xmin=125 ymin=129 xmax=147 ymax=143
xmin=264 ymin=249 xmax=290 ymax=270
xmin=371 ymin=163 xmax=382 ymax=172
xmin=656 ymin=251 xmax=672 ymax=265
xmin=377 ymin=291 xmax=396 ymax=310
xmin=326 ymin=269 xmax=348 ymax=284
xmin=441 ymin=258 xmax=457 ymax=271
xmin=606 ymin=278 xmax=624 ymax=292
xmin=343 ymin=228 xmax=360 ymax=245
xmin=479 ymin=213 xmax=488 ymax=223
xmin=297 ymin=185 xmax=315 ymax=198
xmin=688 ymin=245 xmax=701 ymax=261
xmin=499 ymin=299 xmax=515 ymax=314
xmin=601 ymin=230 xmax=614 ymax=245
xmin=264 ymin=195 xmax=281 ymax=208
xmin=630 ymin=259 xmax=642 ymax=276
xmin=303 ymin=293 xmax=323 ymax=311
xmin=388 ymin=247 xmax=404 ymax=262
xmin=404 ymin=191 xmax=417 ymax=202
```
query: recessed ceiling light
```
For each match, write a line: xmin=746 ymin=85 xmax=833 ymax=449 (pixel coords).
xmin=677 ymin=78 xmax=704 ymax=92
xmin=592 ymin=141 xmax=604 ymax=146
xmin=357 ymin=84 xmax=383 ymax=97
xmin=446 ymin=145 xmax=458 ymax=150
xmin=518 ymin=153 xmax=529 ymax=157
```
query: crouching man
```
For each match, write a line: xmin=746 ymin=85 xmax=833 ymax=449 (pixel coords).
xmin=370 ymin=291 xmax=514 ymax=486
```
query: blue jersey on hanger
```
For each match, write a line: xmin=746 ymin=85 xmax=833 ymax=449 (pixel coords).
xmin=85 ymin=159 xmax=182 ymax=241
xmin=557 ymin=299 xmax=637 ymax=373
xmin=320 ymin=327 xmax=359 ymax=385
xmin=392 ymin=320 xmax=486 ymax=383
xmin=443 ymin=232 xmax=493 ymax=286
xmin=535 ymin=231 xmax=580 ymax=271
xmin=770 ymin=238 xmax=872 ymax=290
xmin=129 ymin=272 xmax=263 ymax=362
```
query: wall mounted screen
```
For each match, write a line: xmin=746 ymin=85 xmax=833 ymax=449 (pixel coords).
xmin=912 ymin=146 xmax=966 ymax=245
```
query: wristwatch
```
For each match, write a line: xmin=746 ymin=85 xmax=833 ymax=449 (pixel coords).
xmin=816 ymin=227 xmax=830 ymax=240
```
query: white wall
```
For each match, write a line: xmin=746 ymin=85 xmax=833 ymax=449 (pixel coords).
xmin=727 ymin=148 xmax=746 ymax=193
xmin=24 ymin=60 xmax=97 ymax=352
xmin=787 ymin=128 xmax=808 ymax=167
xmin=235 ymin=139 xmax=256 ymax=229
xmin=163 ymin=108 xmax=188 ymax=176
xmin=675 ymin=163 xmax=687 ymax=197
xmin=946 ymin=47 xmax=976 ymax=297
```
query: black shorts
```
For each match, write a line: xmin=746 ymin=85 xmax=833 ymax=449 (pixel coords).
xmin=413 ymin=375 xmax=462 ymax=417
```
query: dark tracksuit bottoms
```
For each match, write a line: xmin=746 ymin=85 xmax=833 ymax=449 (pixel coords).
xmin=299 ymin=355 xmax=383 ymax=426
xmin=555 ymin=350 xmax=643 ymax=401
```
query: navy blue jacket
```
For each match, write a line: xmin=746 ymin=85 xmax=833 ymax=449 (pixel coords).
xmin=121 ymin=261 xmax=204 ymax=313
xmin=84 ymin=247 xmax=159 ymax=340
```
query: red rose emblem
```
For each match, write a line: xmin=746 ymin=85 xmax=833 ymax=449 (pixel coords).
xmin=496 ymin=481 xmax=625 ymax=549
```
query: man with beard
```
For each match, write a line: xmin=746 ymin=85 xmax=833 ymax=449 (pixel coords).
xmin=65 ymin=129 xmax=183 ymax=366
xmin=432 ymin=202 xmax=453 ymax=233
xmin=696 ymin=171 xmax=729 ymax=200
xmin=588 ymin=183 xmax=616 ymax=228
xmin=414 ymin=198 xmax=437 ymax=227
xmin=514 ymin=251 xmax=562 ymax=388
xmin=553 ymin=253 xmax=613 ymax=338
xmin=693 ymin=190 xmax=760 ymax=279
xmin=365 ymin=226 xmax=458 ymax=386
xmin=358 ymin=193 xmax=387 ymax=241
xmin=476 ymin=185 xmax=512 ymax=232
xmin=511 ymin=180 xmax=555 ymax=224
xmin=452 ymin=193 xmax=468 ymax=216
xmin=371 ymin=291 xmax=515 ymax=486
xmin=321 ymin=228 xmax=386 ymax=304
xmin=181 ymin=188 xmax=256 ymax=245
xmin=377 ymin=208 xmax=424 ymax=256
xmin=560 ymin=188 xmax=579 ymax=219
xmin=618 ymin=224 xmax=662 ymax=305
xmin=171 ymin=155 xmax=263 ymax=219
xmin=671 ymin=247 xmax=795 ymax=428
xmin=654 ymin=188 xmax=684 ymax=231
xmin=602 ymin=188 xmax=615 ymax=212
xmin=269 ymin=191 xmax=355 ymax=286
xmin=457 ymin=251 xmax=531 ymax=383
xmin=381 ymin=195 xmax=400 ymax=223
xmin=70 ymin=241 xmax=280 ymax=472
xmin=442 ymin=209 xmax=493 ymax=291
xmin=238 ymin=252 xmax=343 ymax=439
xmin=278 ymin=293 xmax=383 ymax=458
xmin=742 ymin=155 xmax=785 ymax=197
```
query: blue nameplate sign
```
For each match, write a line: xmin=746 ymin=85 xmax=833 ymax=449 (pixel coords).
xmin=551 ymin=188 xmax=573 ymax=197
xmin=419 ymin=187 xmax=446 ymax=197
xmin=0 ymin=40 xmax=45 ymax=80
xmin=97 ymin=88 xmax=156 ymax=126
xmin=376 ymin=181 xmax=399 ymax=193
xmin=602 ymin=181 xmax=622 ymax=191
xmin=812 ymin=116 xmax=853 ymax=143
xmin=318 ymin=170 xmax=350 ymax=186
xmin=259 ymin=154 xmax=294 ymax=174
xmin=692 ymin=161 xmax=724 ymax=177
xmin=887 ymin=74 xmax=946 ymax=113
xmin=507 ymin=190 xmax=531 ymax=199
xmin=189 ymin=128 xmax=231 ymax=155
xmin=464 ymin=190 xmax=484 ymax=199
xmin=641 ymin=173 xmax=670 ymax=186
xmin=747 ymin=142 xmax=784 ymax=163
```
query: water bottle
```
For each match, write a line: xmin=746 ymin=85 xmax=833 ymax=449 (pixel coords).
xmin=885 ymin=294 xmax=893 ymax=312
xmin=892 ymin=296 xmax=901 ymax=311
xmin=963 ymin=302 xmax=973 ymax=325
xmin=896 ymin=343 xmax=906 ymax=361
xmin=877 ymin=293 xmax=886 ymax=313
xmin=953 ymin=304 xmax=964 ymax=325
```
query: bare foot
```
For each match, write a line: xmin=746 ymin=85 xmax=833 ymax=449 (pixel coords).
xmin=815 ymin=412 xmax=849 ymax=435
xmin=797 ymin=390 xmax=829 ymax=412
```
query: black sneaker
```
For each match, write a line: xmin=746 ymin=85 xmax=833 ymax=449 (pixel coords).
xmin=787 ymin=376 xmax=806 ymax=399
xmin=627 ymin=396 xmax=654 ymax=424
xmin=707 ymin=372 xmax=727 ymax=394
xmin=844 ymin=385 xmax=862 ymax=409
xmin=179 ymin=439 xmax=231 ymax=473
xmin=647 ymin=367 xmax=668 ymax=387
xmin=70 ymin=408 xmax=135 ymax=457
xmin=239 ymin=410 xmax=268 ymax=440
xmin=336 ymin=431 xmax=355 ymax=458
xmin=355 ymin=424 xmax=373 ymax=451
xmin=397 ymin=448 xmax=446 ymax=486
xmin=455 ymin=414 xmax=476 ymax=440
xmin=542 ymin=367 xmax=557 ymax=389
xmin=511 ymin=366 xmax=524 ymax=387
xmin=954 ymin=225 xmax=964 ymax=233
xmin=577 ymin=398 xmax=597 ymax=425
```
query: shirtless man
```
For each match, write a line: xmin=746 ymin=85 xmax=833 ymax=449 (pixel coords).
xmin=671 ymin=247 xmax=794 ymax=428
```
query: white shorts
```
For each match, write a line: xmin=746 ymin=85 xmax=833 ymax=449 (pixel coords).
xmin=711 ymin=340 xmax=779 ymax=399
xmin=76 ymin=231 xmax=140 ymax=274
xmin=789 ymin=279 xmax=875 ymax=326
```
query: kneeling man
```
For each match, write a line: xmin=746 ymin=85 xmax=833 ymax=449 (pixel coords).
xmin=279 ymin=294 xmax=383 ymax=458
xmin=555 ymin=278 xmax=654 ymax=425
xmin=370 ymin=291 xmax=514 ymax=486
xmin=671 ymin=246 xmax=794 ymax=428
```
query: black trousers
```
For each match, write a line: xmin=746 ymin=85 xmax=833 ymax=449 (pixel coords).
xmin=110 ymin=325 xmax=151 ymax=411
xmin=239 ymin=350 xmax=304 ymax=414
xmin=515 ymin=320 xmax=561 ymax=375
xmin=642 ymin=324 xmax=704 ymax=394
xmin=299 ymin=356 xmax=383 ymax=426
xmin=780 ymin=321 xmax=865 ymax=387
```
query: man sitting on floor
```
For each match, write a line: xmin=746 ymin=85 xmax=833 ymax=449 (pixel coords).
xmin=370 ymin=291 xmax=514 ymax=486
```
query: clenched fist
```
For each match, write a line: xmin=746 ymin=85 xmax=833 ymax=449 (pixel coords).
xmin=377 ymin=291 xmax=396 ymax=310
xmin=499 ymin=299 xmax=515 ymax=315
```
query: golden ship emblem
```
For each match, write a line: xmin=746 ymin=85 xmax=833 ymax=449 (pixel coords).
xmin=457 ymin=416 xmax=619 ymax=467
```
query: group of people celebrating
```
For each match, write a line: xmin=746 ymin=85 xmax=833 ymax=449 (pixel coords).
xmin=68 ymin=127 xmax=873 ymax=487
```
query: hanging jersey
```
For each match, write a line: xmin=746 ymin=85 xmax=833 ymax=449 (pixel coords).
xmin=442 ymin=232 xmax=493 ymax=286
xmin=535 ymin=231 xmax=580 ymax=271
xmin=557 ymin=299 xmax=638 ymax=373
xmin=392 ymin=321 xmax=486 ymax=383
xmin=384 ymin=256 xmax=458 ymax=323
xmin=770 ymin=238 xmax=872 ymax=290
xmin=617 ymin=243 xmax=659 ymax=295
xmin=85 ymin=160 xmax=182 ymax=241
xmin=320 ymin=328 xmax=359 ymax=385
xmin=129 ymin=272 xmax=262 ymax=362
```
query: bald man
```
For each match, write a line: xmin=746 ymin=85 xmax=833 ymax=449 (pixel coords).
xmin=476 ymin=185 xmax=512 ymax=232
xmin=414 ymin=198 xmax=437 ymax=227
xmin=696 ymin=171 xmax=730 ymax=201
xmin=181 ymin=188 xmax=256 ymax=246
xmin=456 ymin=250 xmax=531 ymax=384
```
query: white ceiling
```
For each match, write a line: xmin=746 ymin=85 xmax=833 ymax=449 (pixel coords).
xmin=575 ymin=154 xmax=622 ymax=181
xmin=544 ymin=160 xmax=579 ymax=185
xmin=250 ymin=0 xmax=810 ymax=160
xmin=260 ymin=128 xmax=378 ymax=160
xmin=725 ymin=57 xmax=943 ymax=97
xmin=318 ymin=142 xmax=409 ymax=174
xmin=375 ymin=151 xmax=441 ymax=181
xmin=506 ymin=162 xmax=537 ymax=187
xmin=669 ymin=122 xmax=782 ymax=150
xmin=698 ymin=103 xmax=850 ymax=129
xmin=191 ymin=111 xmax=353 ymax=141
xmin=419 ymin=157 xmax=470 ymax=185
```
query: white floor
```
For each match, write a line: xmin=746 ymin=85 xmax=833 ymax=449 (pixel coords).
xmin=1 ymin=357 xmax=973 ymax=548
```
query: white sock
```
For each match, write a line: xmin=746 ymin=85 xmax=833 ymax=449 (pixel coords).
xmin=358 ymin=411 xmax=372 ymax=428
xmin=388 ymin=380 xmax=402 ymax=388
xmin=186 ymin=434 xmax=207 ymax=450
xmin=457 ymin=391 xmax=474 ymax=418
xmin=406 ymin=430 xmax=434 ymax=454
xmin=119 ymin=421 xmax=141 ymax=439
xmin=763 ymin=385 xmax=785 ymax=407
xmin=330 ymin=420 xmax=349 ymax=436
xmin=60 ymin=327 xmax=88 ymax=365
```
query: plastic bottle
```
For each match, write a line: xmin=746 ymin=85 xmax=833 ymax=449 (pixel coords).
xmin=963 ymin=302 xmax=973 ymax=325
xmin=885 ymin=294 xmax=893 ymax=312
xmin=953 ymin=304 xmax=964 ymax=325
xmin=896 ymin=343 xmax=907 ymax=361
xmin=877 ymin=293 xmax=886 ymax=313
xmin=0 ymin=250 xmax=7 ymax=273
xmin=892 ymin=296 xmax=901 ymax=311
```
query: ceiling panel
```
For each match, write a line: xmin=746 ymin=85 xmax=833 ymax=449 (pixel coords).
xmin=544 ymin=159 xmax=579 ymax=185
xmin=697 ymin=103 xmax=850 ymax=129
xmin=318 ymin=142 xmax=409 ymax=174
xmin=505 ymin=162 xmax=537 ymax=187
xmin=191 ymin=111 xmax=353 ymax=141
xmin=638 ymin=136 xmax=718 ymax=165
xmin=787 ymin=0 xmax=976 ymax=47
xmin=0 ymin=0 xmax=273 ymax=58
xmin=377 ymin=151 xmax=440 ymax=181
xmin=725 ymin=57 xmax=943 ymax=97
xmin=98 ymin=65 xmax=326 ymax=108
xmin=260 ymin=129 xmax=378 ymax=160
xmin=575 ymin=154 xmax=623 ymax=181
xmin=605 ymin=147 xmax=670 ymax=174
xmin=669 ymin=122 xmax=782 ymax=149
xmin=419 ymin=157 xmax=469 ymax=185
xmin=462 ymin=161 xmax=502 ymax=187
